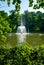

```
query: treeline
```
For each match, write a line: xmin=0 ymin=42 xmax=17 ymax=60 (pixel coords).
xmin=22 ymin=11 xmax=44 ymax=32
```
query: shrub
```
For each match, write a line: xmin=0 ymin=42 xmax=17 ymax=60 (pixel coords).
xmin=0 ymin=45 xmax=44 ymax=65
xmin=29 ymin=46 xmax=44 ymax=65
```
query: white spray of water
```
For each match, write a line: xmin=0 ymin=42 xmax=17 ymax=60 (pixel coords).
xmin=17 ymin=16 xmax=27 ymax=43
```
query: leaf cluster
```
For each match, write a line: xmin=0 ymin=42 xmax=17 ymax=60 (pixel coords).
xmin=0 ymin=0 xmax=21 ymax=12
xmin=23 ymin=11 xmax=44 ymax=32
xmin=0 ymin=11 xmax=12 ymax=42
xmin=0 ymin=45 xmax=44 ymax=65
xmin=29 ymin=0 xmax=44 ymax=9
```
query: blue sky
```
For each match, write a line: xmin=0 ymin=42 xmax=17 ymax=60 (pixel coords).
xmin=20 ymin=0 xmax=29 ymax=13
xmin=0 ymin=0 xmax=44 ymax=14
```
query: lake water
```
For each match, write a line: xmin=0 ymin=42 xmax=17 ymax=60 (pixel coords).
xmin=5 ymin=33 xmax=44 ymax=47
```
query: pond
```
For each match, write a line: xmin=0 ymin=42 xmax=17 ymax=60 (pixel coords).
xmin=5 ymin=33 xmax=44 ymax=47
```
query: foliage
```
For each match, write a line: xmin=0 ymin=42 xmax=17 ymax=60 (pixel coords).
xmin=0 ymin=11 xmax=12 ymax=42
xmin=0 ymin=45 xmax=44 ymax=65
xmin=0 ymin=0 xmax=21 ymax=33
xmin=9 ymin=10 xmax=19 ymax=32
xmin=29 ymin=0 xmax=44 ymax=9
xmin=22 ymin=11 xmax=44 ymax=32
xmin=29 ymin=46 xmax=44 ymax=65
xmin=0 ymin=0 xmax=44 ymax=9
xmin=0 ymin=0 xmax=21 ymax=12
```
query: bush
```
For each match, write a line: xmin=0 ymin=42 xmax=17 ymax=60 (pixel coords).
xmin=0 ymin=45 xmax=44 ymax=65
xmin=29 ymin=46 xmax=44 ymax=65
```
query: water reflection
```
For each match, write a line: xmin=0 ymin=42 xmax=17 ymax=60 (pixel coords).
xmin=6 ymin=33 xmax=44 ymax=47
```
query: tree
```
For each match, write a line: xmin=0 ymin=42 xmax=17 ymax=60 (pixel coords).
xmin=23 ymin=11 xmax=36 ymax=32
xmin=29 ymin=0 xmax=44 ymax=9
xmin=9 ymin=10 xmax=19 ymax=32
xmin=0 ymin=11 xmax=12 ymax=42
xmin=0 ymin=0 xmax=21 ymax=12
xmin=0 ymin=0 xmax=21 ymax=42
xmin=0 ymin=0 xmax=21 ymax=32
xmin=23 ymin=11 xmax=44 ymax=32
xmin=36 ymin=11 xmax=44 ymax=32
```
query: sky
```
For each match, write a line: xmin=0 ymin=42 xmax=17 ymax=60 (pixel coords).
xmin=0 ymin=0 xmax=44 ymax=14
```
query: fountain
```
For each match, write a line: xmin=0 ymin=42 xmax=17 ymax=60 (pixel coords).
xmin=16 ymin=16 xmax=27 ymax=43
xmin=17 ymin=16 xmax=26 ymax=33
